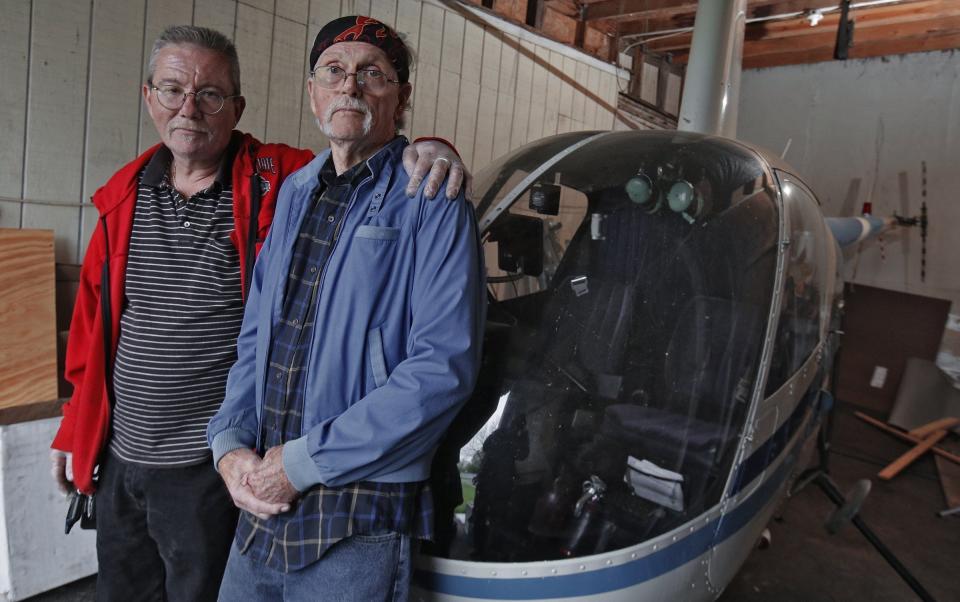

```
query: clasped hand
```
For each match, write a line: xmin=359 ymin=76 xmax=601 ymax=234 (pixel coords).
xmin=218 ymin=446 xmax=299 ymax=519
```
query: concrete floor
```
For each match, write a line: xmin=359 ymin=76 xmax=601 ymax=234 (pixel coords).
xmin=26 ymin=402 xmax=960 ymax=601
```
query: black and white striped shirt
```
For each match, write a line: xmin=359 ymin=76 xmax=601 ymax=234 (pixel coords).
xmin=109 ymin=143 xmax=244 ymax=466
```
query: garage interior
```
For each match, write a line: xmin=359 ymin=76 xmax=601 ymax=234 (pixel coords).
xmin=1 ymin=0 xmax=958 ymax=600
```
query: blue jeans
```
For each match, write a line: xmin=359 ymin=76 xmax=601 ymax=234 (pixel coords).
xmin=218 ymin=532 xmax=413 ymax=602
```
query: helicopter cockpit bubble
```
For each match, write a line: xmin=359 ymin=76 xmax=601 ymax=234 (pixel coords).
xmin=432 ymin=131 xmax=782 ymax=564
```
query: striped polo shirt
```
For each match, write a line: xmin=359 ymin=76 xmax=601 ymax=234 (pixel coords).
xmin=109 ymin=139 xmax=244 ymax=467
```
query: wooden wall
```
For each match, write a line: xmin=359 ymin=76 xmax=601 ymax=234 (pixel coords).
xmin=0 ymin=0 xmax=626 ymax=397
xmin=0 ymin=0 xmax=626 ymax=268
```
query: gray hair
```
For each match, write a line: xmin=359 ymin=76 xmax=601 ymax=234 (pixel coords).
xmin=147 ymin=25 xmax=241 ymax=94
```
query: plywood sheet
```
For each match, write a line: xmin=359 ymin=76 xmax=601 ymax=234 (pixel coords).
xmin=0 ymin=1 xmax=30 ymax=200
xmin=836 ymin=284 xmax=951 ymax=413
xmin=0 ymin=229 xmax=57 ymax=409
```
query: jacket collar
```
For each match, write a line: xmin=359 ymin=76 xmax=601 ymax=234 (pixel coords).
xmin=292 ymin=136 xmax=408 ymax=190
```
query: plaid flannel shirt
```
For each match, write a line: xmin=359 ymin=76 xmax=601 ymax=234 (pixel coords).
xmin=234 ymin=158 xmax=432 ymax=573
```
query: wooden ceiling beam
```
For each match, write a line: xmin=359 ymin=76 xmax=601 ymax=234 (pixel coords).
xmin=641 ymin=0 xmax=956 ymax=51
xmin=741 ymin=15 xmax=960 ymax=57
xmin=742 ymin=28 xmax=960 ymax=68
xmin=581 ymin=0 xmax=698 ymax=22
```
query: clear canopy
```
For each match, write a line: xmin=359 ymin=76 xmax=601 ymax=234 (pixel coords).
xmin=433 ymin=130 xmax=781 ymax=563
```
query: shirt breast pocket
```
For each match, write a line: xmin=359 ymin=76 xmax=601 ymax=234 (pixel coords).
xmin=354 ymin=225 xmax=400 ymax=242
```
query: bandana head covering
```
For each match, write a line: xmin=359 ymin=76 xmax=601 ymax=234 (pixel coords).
xmin=310 ymin=16 xmax=410 ymax=83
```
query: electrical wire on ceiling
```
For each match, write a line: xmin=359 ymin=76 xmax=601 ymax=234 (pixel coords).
xmin=619 ymin=0 xmax=916 ymax=52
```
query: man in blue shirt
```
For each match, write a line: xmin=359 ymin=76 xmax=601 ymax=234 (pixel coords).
xmin=207 ymin=16 xmax=486 ymax=601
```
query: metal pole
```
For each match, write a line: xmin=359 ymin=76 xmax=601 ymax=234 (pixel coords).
xmin=677 ymin=0 xmax=747 ymax=138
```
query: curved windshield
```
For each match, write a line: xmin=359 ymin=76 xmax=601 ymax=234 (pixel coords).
xmin=433 ymin=131 xmax=780 ymax=563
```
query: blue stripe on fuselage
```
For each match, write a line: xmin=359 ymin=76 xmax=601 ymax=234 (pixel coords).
xmin=414 ymin=390 xmax=822 ymax=599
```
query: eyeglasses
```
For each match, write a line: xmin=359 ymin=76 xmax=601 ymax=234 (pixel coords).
xmin=150 ymin=85 xmax=240 ymax=115
xmin=310 ymin=65 xmax=400 ymax=92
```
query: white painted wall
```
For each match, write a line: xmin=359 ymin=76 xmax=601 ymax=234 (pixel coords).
xmin=738 ymin=50 xmax=960 ymax=309
xmin=0 ymin=0 xmax=626 ymax=267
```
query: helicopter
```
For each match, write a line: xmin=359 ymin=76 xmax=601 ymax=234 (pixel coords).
xmin=407 ymin=0 xmax=932 ymax=598
xmin=410 ymin=128 xmax=848 ymax=601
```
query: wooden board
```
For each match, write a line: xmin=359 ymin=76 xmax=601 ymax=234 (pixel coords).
xmin=836 ymin=284 xmax=951 ymax=413
xmin=0 ymin=0 xmax=30 ymax=200
xmin=0 ymin=229 xmax=57 ymax=410
xmin=935 ymin=437 xmax=960 ymax=508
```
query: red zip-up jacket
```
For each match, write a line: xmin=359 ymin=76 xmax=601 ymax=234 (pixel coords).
xmin=51 ymin=131 xmax=313 ymax=494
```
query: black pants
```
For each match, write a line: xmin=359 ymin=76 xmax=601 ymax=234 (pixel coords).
xmin=95 ymin=455 xmax=238 ymax=602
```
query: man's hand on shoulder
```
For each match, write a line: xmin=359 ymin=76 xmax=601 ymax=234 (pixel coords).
xmin=246 ymin=445 xmax=299 ymax=506
xmin=218 ymin=448 xmax=290 ymax=519
xmin=403 ymin=139 xmax=472 ymax=200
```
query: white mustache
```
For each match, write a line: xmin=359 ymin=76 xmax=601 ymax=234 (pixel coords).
xmin=320 ymin=96 xmax=373 ymax=139
xmin=167 ymin=119 xmax=212 ymax=136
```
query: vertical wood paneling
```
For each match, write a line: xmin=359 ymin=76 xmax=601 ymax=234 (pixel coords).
xmin=492 ymin=33 xmax=517 ymax=159
xmin=542 ymin=50 xmax=563 ymax=137
xmin=394 ymin=0 xmax=420 ymax=139
xmin=84 ymin=0 xmax=146 ymax=204
xmin=584 ymin=67 xmax=600 ymax=130
xmin=299 ymin=0 xmax=341 ymax=150
xmin=410 ymin=3 xmax=442 ymax=140
xmin=0 ymin=1 xmax=30 ymax=201
xmin=572 ymin=59 xmax=588 ymax=130
xmin=234 ymin=3 xmax=274 ymax=140
xmin=241 ymin=0 xmax=274 ymax=11
xmin=0 ymin=202 xmax=22 ymax=229
xmin=24 ymin=1 xmax=91 ymax=205
xmin=454 ymin=20 xmax=483 ymax=170
xmin=472 ymin=29 xmax=501 ymax=171
xmin=557 ymin=54 xmax=575 ymax=133
xmin=276 ymin=0 xmax=309 ymax=23
xmin=21 ymin=204 xmax=80 ymax=264
xmin=343 ymin=0 xmax=371 ymax=16
xmin=526 ymin=45 xmax=549 ymax=142
xmin=139 ymin=0 xmax=195 ymax=152
xmin=511 ymin=40 xmax=534 ymax=150
xmin=194 ymin=0 xmax=238 ymax=37
xmin=265 ymin=16 xmax=306 ymax=146
xmin=368 ymin=0 xmax=396 ymax=26
xmin=435 ymin=10 xmax=464 ymax=143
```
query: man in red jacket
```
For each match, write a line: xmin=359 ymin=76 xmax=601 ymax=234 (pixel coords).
xmin=48 ymin=25 xmax=467 ymax=602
